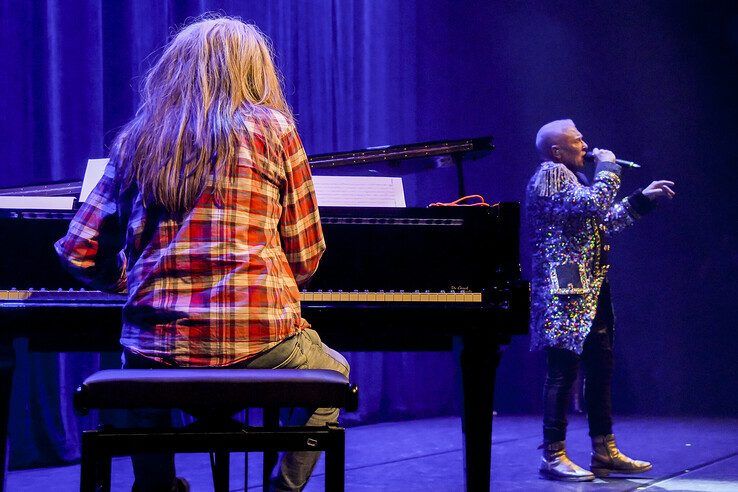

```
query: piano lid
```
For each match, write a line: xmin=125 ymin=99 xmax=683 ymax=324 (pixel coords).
xmin=0 ymin=180 xmax=82 ymax=197
xmin=0 ymin=136 xmax=494 ymax=200
xmin=308 ymin=136 xmax=494 ymax=169
xmin=0 ymin=181 xmax=80 ymax=210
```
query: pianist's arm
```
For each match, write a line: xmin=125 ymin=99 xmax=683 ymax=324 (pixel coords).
xmin=278 ymin=125 xmax=326 ymax=286
xmin=54 ymin=160 xmax=127 ymax=293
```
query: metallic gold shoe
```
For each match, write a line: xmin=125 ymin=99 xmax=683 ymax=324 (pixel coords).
xmin=539 ymin=441 xmax=595 ymax=482
xmin=591 ymin=434 xmax=653 ymax=477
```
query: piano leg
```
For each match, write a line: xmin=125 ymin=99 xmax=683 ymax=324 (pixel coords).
xmin=0 ymin=337 xmax=14 ymax=492
xmin=458 ymin=334 xmax=502 ymax=492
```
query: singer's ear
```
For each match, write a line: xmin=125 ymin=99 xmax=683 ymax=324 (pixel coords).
xmin=551 ymin=145 xmax=561 ymax=161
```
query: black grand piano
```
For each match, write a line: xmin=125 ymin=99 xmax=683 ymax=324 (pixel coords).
xmin=0 ymin=136 xmax=529 ymax=491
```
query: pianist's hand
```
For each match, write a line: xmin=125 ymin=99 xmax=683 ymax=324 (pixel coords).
xmin=642 ymin=180 xmax=676 ymax=201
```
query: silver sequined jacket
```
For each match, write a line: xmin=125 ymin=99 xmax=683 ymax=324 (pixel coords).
xmin=526 ymin=160 xmax=646 ymax=354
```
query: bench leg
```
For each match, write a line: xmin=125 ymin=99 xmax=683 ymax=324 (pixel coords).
xmin=80 ymin=432 xmax=97 ymax=492
xmin=211 ymin=451 xmax=230 ymax=492
xmin=243 ymin=410 xmax=249 ymax=491
xmin=324 ymin=428 xmax=345 ymax=492
xmin=80 ymin=431 xmax=112 ymax=492
xmin=262 ymin=408 xmax=280 ymax=491
xmin=98 ymin=451 xmax=112 ymax=492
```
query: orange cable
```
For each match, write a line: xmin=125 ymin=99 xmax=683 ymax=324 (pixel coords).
xmin=428 ymin=194 xmax=490 ymax=207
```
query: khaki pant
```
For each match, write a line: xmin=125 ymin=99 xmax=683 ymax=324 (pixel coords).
xmin=124 ymin=328 xmax=350 ymax=492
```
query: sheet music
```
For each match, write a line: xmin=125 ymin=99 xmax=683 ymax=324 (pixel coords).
xmin=79 ymin=158 xmax=110 ymax=203
xmin=78 ymin=158 xmax=405 ymax=207
xmin=0 ymin=195 xmax=75 ymax=210
xmin=313 ymin=176 xmax=405 ymax=207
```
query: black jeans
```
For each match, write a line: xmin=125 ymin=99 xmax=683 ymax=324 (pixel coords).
xmin=543 ymin=280 xmax=614 ymax=444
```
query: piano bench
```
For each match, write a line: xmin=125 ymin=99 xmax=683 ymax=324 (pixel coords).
xmin=74 ymin=368 xmax=359 ymax=492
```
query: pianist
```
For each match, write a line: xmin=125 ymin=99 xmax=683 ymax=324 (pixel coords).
xmin=526 ymin=119 xmax=675 ymax=481
xmin=54 ymin=16 xmax=348 ymax=492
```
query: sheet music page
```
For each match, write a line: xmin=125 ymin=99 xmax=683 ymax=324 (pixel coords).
xmin=0 ymin=195 xmax=75 ymax=210
xmin=79 ymin=159 xmax=405 ymax=207
xmin=79 ymin=158 xmax=110 ymax=203
xmin=312 ymin=176 xmax=405 ymax=207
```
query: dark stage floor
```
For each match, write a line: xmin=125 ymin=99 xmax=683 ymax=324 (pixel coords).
xmin=7 ymin=415 xmax=738 ymax=491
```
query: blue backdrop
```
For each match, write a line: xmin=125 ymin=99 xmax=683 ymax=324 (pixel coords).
xmin=1 ymin=0 xmax=737 ymax=469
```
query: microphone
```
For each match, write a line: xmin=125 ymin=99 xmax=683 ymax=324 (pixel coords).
xmin=584 ymin=151 xmax=641 ymax=168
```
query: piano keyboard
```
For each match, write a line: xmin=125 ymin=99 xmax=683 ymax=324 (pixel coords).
xmin=0 ymin=289 xmax=124 ymax=303
xmin=0 ymin=289 xmax=482 ymax=303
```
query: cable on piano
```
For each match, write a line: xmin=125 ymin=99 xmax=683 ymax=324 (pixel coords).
xmin=428 ymin=194 xmax=489 ymax=207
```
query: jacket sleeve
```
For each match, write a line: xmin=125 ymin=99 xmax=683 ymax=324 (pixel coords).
xmin=53 ymin=160 xmax=127 ymax=293
xmin=603 ymin=188 xmax=656 ymax=234
xmin=533 ymin=161 xmax=623 ymax=221
xmin=278 ymin=125 xmax=326 ymax=286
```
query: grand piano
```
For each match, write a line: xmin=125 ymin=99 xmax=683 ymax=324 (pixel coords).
xmin=0 ymin=136 xmax=529 ymax=491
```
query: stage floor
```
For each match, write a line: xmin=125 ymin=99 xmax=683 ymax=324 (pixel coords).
xmin=7 ymin=415 xmax=738 ymax=491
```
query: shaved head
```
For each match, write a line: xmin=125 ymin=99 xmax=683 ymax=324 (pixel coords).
xmin=536 ymin=119 xmax=576 ymax=160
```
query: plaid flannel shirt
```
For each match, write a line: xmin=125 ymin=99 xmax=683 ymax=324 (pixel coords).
xmin=55 ymin=109 xmax=325 ymax=366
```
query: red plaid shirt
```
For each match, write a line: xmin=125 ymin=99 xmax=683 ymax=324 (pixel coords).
xmin=55 ymin=109 xmax=325 ymax=366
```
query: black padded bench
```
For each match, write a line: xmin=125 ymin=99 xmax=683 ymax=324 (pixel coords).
xmin=75 ymin=368 xmax=358 ymax=492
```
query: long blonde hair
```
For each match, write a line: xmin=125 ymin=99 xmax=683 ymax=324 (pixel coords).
xmin=112 ymin=16 xmax=293 ymax=215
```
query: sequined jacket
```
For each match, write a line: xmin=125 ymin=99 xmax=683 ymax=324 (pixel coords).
xmin=526 ymin=160 xmax=651 ymax=354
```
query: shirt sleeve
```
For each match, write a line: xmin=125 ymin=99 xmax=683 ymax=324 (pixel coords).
xmin=53 ymin=160 xmax=127 ymax=293
xmin=278 ymin=125 xmax=326 ymax=286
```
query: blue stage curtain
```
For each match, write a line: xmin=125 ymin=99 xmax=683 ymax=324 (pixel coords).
xmin=0 ymin=0 xmax=461 ymax=468
xmin=4 ymin=0 xmax=738 ymax=471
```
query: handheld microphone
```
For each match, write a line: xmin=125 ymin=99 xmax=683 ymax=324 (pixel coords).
xmin=584 ymin=151 xmax=641 ymax=168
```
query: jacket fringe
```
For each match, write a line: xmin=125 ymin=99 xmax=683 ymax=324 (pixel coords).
xmin=533 ymin=163 xmax=574 ymax=197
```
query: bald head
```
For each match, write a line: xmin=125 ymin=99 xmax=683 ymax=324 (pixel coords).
xmin=536 ymin=119 xmax=576 ymax=161
xmin=535 ymin=119 xmax=588 ymax=170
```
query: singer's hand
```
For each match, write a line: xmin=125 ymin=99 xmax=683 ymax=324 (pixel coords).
xmin=643 ymin=180 xmax=676 ymax=201
xmin=592 ymin=148 xmax=616 ymax=164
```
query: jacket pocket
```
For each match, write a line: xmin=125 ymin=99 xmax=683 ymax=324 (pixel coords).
xmin=549 ymin=261 xmax=591 ymax=295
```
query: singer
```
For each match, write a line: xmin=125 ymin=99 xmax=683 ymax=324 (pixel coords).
xmin=526 ymin=119 xmax=675 ymax=481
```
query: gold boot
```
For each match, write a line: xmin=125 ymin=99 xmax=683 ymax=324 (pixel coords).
xmin=539 ymin=441 xmax=595 ymax=482
xmin=590 ymin=434 xmax=652 ymax=477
